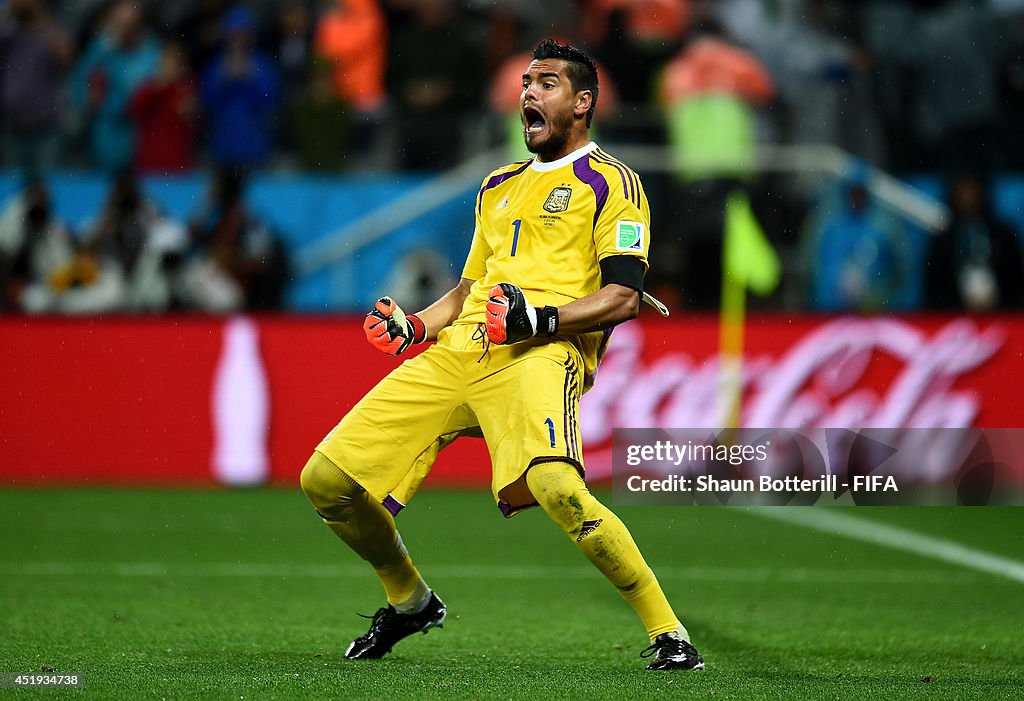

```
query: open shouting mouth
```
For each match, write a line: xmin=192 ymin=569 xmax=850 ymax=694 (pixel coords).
xmin=523 ymin=105 xmax=546 ymax=137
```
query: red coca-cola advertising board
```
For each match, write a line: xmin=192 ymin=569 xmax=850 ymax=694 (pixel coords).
xmin=0 ymin=314 xmax=1021 ymax=486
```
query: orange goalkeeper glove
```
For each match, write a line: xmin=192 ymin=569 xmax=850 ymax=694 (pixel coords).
xmin=363 ymin=296 xmax=427 ymax=355
xmin=485 ymin=282 xmax=558 ymax=345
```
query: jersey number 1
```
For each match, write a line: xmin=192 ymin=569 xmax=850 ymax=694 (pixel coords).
xmin=510 ymin=219 xmax=522 ymax=256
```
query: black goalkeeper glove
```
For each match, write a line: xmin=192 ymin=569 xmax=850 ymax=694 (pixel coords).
xmin=484 ymin=282 xmax=559 ymax=345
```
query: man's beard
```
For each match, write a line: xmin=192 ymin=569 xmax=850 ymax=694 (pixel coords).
xmin=525 ymin=110 xmax=573 ymax=159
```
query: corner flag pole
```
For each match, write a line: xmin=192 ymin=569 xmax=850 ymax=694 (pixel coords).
xmin=718 ymin=190 xmax=781 ymax=429
xmin=719 ymin=263 xmax=746 ymax=430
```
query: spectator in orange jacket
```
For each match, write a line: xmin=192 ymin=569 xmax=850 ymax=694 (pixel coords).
xmin=583 ymin=0 xmax=692 ymax=104
xmin=658 ymin=20 xmax=776 ymax=308
xmin=580 ymin=0 xmax=691 ymax=47
xmin=314 ymin=0 xmax=387 ymax=163
xmin=659 ymin=19 xmax=775 ymax=181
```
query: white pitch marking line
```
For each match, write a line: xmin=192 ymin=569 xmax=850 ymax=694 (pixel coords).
xmin=746 ymin=507 xmax=1024 ymax=585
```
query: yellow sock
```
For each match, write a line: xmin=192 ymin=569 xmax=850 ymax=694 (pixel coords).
xmin=300 ymin=451 xmax=426 ymax=606
xmin=526 ymin=460 xmax=683 ymax=641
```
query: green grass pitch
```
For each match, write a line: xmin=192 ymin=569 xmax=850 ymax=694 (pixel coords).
xmin=1 ymin=489 xmax=1022 ymax=699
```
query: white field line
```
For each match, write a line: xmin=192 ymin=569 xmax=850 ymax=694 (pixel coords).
xmin=0 ymin=561 xmax=983 ymax=585
xmin=746 ymin=507 xmax=1024 ymax=585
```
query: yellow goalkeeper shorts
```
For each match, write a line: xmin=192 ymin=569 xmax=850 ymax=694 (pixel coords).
xmin=316 ymin=322 xmax=585 ymax=516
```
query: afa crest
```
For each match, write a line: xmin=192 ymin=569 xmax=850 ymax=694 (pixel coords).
xmin=542 ymin=187 xmax=572 ymax=213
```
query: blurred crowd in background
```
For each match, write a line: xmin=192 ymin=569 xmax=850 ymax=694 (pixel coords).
xmin=2 ymin=0 xmax=1024 ymax=315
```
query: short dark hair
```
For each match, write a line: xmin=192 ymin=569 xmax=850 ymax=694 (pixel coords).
xmin=531 ymin=39 xmax=599 ymax=127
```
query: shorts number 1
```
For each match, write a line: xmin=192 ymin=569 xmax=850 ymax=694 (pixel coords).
xmin=544 ymin=417 xmax=556 ymax=448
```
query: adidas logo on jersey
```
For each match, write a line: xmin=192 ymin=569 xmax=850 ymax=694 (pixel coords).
xmin=496 ymin=196 xmax=509 ymax=209
xmin=576 ymin=518 xmax=604 ymax=542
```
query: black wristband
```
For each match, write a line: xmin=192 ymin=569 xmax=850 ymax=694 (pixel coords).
xmin=536 ymin=306 xmax=559 ymax=336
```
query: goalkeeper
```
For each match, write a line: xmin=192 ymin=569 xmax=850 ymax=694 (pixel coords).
xmin=300 ymin=39 xmax=702 ymax=672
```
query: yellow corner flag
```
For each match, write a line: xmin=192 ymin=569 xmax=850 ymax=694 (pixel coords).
xmin=723 ymin=190 xmax=780 ymax=296
xmin=719 ymin=190 xmax=780 ymax=428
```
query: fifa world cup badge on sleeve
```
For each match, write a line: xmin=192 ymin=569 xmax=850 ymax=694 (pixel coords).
xmin=616 ymin=221 xmax=644 ymax=251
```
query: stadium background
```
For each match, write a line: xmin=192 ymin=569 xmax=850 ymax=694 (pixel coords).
xmin=2 ymin=1 xmax=1024 ymax=698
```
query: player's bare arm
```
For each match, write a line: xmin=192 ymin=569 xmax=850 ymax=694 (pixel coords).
xmin=485 ymin=280 xmax=640 ymax=345
xmin=414 ymin=277 xmax=475 ymax=341
xmin=363 ymin=278 xmax=474 ymax=355
xmin=552 ymin=283 xmax=639 ymax=334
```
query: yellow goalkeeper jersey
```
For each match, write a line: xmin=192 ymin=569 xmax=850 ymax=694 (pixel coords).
xmin=456 ymin=141 xmax=650 ymax=388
